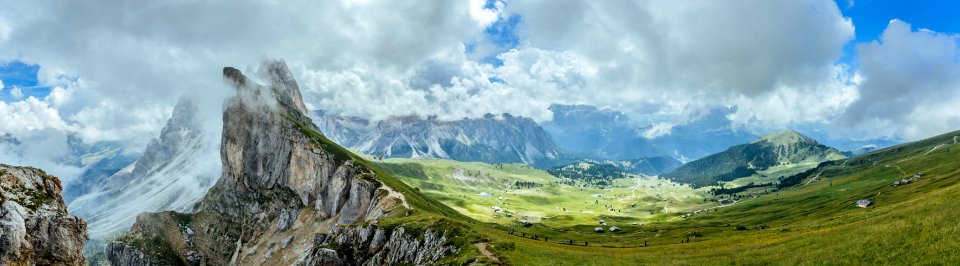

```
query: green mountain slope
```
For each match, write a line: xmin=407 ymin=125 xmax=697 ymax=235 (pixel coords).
xmin=662 ymin=130 xmax=845 ymax=187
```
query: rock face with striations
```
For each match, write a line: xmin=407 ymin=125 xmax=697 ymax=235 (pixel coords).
xmin=68 ymin=97 xmax=219 ymax=260
xmin=106 ymin=59 xmax=454 ymax=265
xmin=0 ymin=164 xmax=87 ymax=265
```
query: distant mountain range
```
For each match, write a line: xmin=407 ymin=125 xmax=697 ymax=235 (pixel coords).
xmin=662 ymin=130 xmax=846 ymax=187
xmin=542 ymin=104 xmax=758 ymax=162
xmin=602 ymin=156 xmax=684 ymax=175
xmin=842 ymin=144 xmax=879 ymax=157
xmin=310 ymin=111 xmax=562 ymax=166
xmin=310 ymin=103 xmax=896 ymax=174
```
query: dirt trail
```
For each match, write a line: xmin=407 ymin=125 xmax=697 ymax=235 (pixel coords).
xmin=922 ymin=144 xmax=946 ymax=156
xmin=474 ymin=243 xmax=501 ymax=264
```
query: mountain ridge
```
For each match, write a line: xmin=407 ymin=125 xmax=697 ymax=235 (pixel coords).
xmin=311 ymin=111 xmax=562 ymax=166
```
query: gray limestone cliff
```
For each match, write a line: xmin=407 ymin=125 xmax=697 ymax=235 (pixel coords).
xmin=0 ymin=164 xmax=88 ymax=265
xmin=105 ymin=59 xmax=456 ymax=265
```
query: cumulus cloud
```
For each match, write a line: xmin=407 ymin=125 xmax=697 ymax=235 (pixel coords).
xmin=843 ymin=20 xmax=960 ymax=139
xmin=469 ymin=0 xmax=503 ymax=28
xmin=9 ymin=85 xmax=22 ymax=99
xmin=0 ymin=0 xmax=485 ymax=143
xmin=499 ymin=1 xmax=856 ymax=124
xmin=1 ymin=0 xmax=957 ymax=153
xmin=0 ymin=79 xmax=4 ymax=90
xmin=0 ymin=97 xmax=74 ymax=133
xmin=728 ymin=66 xmax=860 ymax=130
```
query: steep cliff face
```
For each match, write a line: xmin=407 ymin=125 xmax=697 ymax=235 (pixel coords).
xmin=0 ymin=164 xmax=87 ymax=265
xmin=107 ymin=60 xmax=457 ymax=265
xmin=68 ymin=98 xmax=219 ymax=260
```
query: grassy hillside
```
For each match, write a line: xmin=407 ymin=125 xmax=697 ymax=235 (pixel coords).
xmin=663 ymin=130 xmax=845 ymax=187
xmin=376 ymin=130 xmax=960 ymax=265
xmin=376 ymin=158 xmax=708 ymax=229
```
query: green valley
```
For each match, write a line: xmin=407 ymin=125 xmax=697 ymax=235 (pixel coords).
xmin=371 ymin=129 xmax=960 ymax=265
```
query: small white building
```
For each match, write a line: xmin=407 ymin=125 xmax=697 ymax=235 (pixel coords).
xmin=594 ymin=227 xmax=604 ymax=233
xmin=856 ymin=199 xmax=872 ymax=208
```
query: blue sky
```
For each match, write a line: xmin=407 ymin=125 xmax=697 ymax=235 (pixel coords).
xmin=834 ymin=0 xmax=960 ymax=65
xmin=0 ymin=61 xmax=50 ymax=102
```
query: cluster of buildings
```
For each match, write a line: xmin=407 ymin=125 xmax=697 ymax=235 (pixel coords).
xmin=894 ymin=172 xmax=924 ymax=186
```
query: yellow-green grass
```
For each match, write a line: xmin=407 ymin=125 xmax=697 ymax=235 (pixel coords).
xmin=377 ymin=131 xmax=960 ymax=265
xmin=375 ymin=158 xmax=711 ymax=229
xmin=724 ymin=163 xmax=819 ymax=188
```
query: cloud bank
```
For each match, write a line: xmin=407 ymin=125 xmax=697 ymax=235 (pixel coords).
xmin=0 ymin=0 xmax=957 ymax=152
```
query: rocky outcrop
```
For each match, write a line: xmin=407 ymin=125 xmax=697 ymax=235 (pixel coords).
xmin=0 ymin=164 xmax=87 ymax=265
xmin=106 ymin=59 xmax=443 ymax=265
xmin=295 ymin=225 xmax=455 ymax=266
xmin=104 ymin=243 xmax=156 ymax=266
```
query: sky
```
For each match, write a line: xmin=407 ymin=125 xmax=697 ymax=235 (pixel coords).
xmin=0 ymin=0 xmax=958 ymax=159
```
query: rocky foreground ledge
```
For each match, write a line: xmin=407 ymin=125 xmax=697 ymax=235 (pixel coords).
xmin=0 ymin=164 xmax=88 ymax=265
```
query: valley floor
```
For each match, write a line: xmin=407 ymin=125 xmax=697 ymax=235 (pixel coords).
xmin=377 ymin=158 xmax=711 ymax=230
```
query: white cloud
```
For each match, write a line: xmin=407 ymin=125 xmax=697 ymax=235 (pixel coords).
xmin=642 ymin=123 xmax=675 ymax=139
xmin=10 ymin=85 xmax=23 ymax=99
xmin=0 ymin=79 xmax=4 ymax=90
xmin=0 ymin=0 xmax=956 ymax=150
xmin=469 ymin=0 xmax=502 ymax=28
xmin=0 ymin=0 xmax=485 ymax=143
xmin=728 ymin=66 xmax=860 ymax=130
xmin=0 ymin=16 xmax=10 ymax=42
xmin=0 ymin=97 xmax=74 ymax=133
xmin=843 ymin=20 xmax=960 ymax=139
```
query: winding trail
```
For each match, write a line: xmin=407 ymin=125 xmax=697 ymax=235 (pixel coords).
xmin=804 ymin=170 xmax=825 ymax=186
xmin=922 ymin=144 xmax=946 ymax=156
xmin=474 ymin=243 xmax=500 ymax=264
